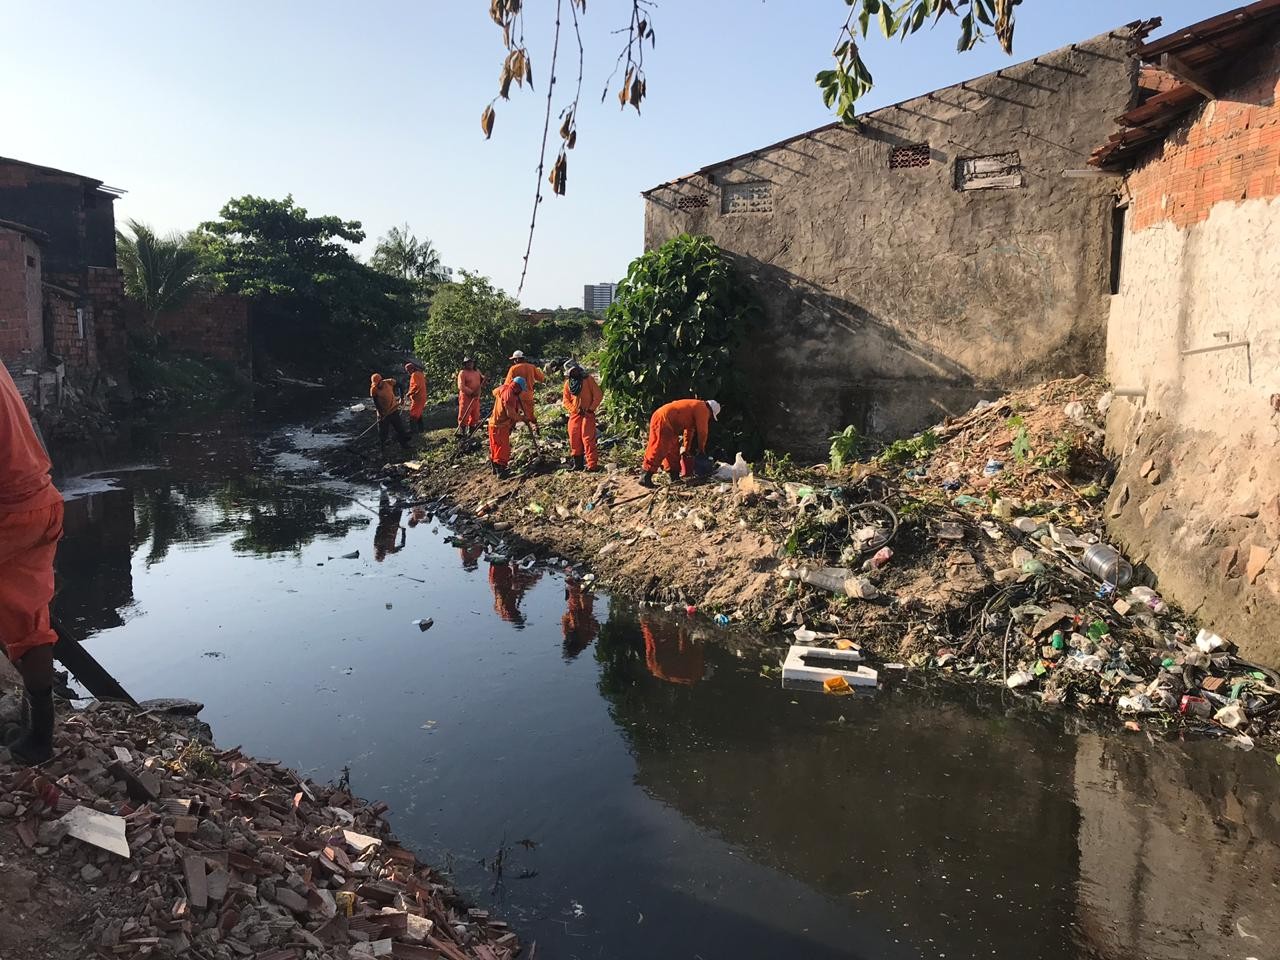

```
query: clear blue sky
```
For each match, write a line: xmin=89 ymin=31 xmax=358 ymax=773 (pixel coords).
xmin=6 ymin=1 xmax=1210 ymax=307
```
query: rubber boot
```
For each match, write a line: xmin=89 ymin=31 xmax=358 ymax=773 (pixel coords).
xmin=668 ymin=469 xmax=681 ymax=484
xmin=638 ymin=472 xmax=655 ymax=488
xmin=8 ymin=687 xmax=54 ymax=766
xmin=573 ymin=455 xmax=586 ymax=472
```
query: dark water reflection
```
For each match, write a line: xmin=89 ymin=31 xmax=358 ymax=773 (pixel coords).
xmin=49 ymin=405 xmax=1280 ymax=960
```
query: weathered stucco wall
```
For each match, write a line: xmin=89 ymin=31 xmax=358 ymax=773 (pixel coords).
xmin=644 ymin=31 xmax=1138 ymax=457
xmin=1105 ymin=34 xmax=1280 ymax=665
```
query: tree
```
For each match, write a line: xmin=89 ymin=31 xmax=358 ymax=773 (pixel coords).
xmin=599 ymin=234 xmax=759 ymax=453
xmin=196 ymin=196 xmax=415 ymax=364
xmin=413 ymin=271 xmax=522 ymax=390
xmin=115 ymin=219 xmax=209 ymax=326
xmin=370 ymin=224 xmax=448 ymax=287
xmin=481 ymin=0 xmax=1026 ymax=293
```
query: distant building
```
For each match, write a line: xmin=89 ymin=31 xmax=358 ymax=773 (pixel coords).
xmin=583 ymin=282 xmax=617 ymax=313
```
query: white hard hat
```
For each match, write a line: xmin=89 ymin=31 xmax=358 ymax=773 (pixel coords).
xmin=707 ymin=399 xmax=721 ymax=420
xmin=509 ymin=350 xmax=525 ymax=360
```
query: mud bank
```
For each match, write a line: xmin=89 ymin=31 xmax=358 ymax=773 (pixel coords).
xmin=374 ymin=378 xmax=1280 ymax=747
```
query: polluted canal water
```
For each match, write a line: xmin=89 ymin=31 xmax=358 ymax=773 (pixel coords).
xmin=52 ymin=404 xmax=1280 ymax=960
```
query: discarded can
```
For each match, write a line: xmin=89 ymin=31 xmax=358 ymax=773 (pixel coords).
xmin=1179 ymin=695 xmax=1212 ymax=719
xmin=336 ymin=891 xmax=356 ymax=917
xmin=1081 ymin=543 xmax=1133 ymax=588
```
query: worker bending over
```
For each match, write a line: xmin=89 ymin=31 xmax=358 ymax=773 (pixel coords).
xmin=489 ymin=376 xmax=531 ymax=476
xmin=561 ymin=361 xmax=602 ymax=472
xmin=640 ymin=398 xmax=720 ymax=488
xmin=404 ymin=362 xmax=428 ymax=432
xmin=456 ymin=357 xmax=486 ymax=437
xmin=504 ymin=350 xmax=545 ymax=426
xmin=370 ymin=373 xmax=410 ymax=449
xmin=0 ymin=360 xmax=63 ymax=765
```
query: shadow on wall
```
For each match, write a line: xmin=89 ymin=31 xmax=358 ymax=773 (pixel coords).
xmin=730 ymin=253 xmax=1002 ymax=458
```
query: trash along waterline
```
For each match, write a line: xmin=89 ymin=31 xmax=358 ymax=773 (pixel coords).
xmin=44 ymin=399 xmax=1280 ymax=960
xmin=385 ymin=377 xmax=1280 ymax=751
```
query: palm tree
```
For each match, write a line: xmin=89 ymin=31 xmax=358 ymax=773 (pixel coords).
xmin=116 ymin=219 xmax=209 ymax=326
xmin=371 ymin=223 xmax=449 ymax=286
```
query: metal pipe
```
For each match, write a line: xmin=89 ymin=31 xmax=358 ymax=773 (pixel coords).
xmin=1181 ymin=340 xmax=1249 ymax=357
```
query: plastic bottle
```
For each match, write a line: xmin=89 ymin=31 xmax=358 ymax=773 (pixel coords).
xmin=1081 ymin=543 xmax=1134 ymax=588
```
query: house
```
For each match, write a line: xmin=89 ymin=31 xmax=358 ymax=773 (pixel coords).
xmin=642 ymin=24 xmax=1157 ymax=457
xmin=0 ymin=156 xmax=128 ymax=398
xmin=1095 ymin=0 xmax=1280 ymax=665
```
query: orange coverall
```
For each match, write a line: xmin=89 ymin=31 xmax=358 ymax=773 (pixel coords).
xmin=641 ymin=618 xmax=704 ymax=686
xmin=0 ymin=361 xmax=64 ymax=664
xmin=457 ymin=369 xmax=486 ymax=429
xmin=560 ymin=581 xmax=599 ymax=660
xmin=489 ymin=562 xmax=540 ymax=625
xmin=504 ymin=362 xmax=546 ymax=422
xmin=562 ymin=374 xmax=603 ymax=469
xmin=488 ymin=381 xmax=529 ymax=469
xmin=642 ymin=399 xmax=712 ymax=474
xmin=406 ymin=369 xmax=428 ymax=425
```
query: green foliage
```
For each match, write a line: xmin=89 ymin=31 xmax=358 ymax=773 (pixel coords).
xmin=1004 ymin=414 xmax=1025 ymax=429
xmin=828 ymin=425 xmax=865 ymax=472
xmin=1011 ymin=425 xmax=1032 ymax=463
xmin=116 ymin=220 xmax=209 ymax=323
xmin=414 ymin=272 xmax=521 ymax=390
xmin=820 ymin=0 xmax=1021 ymax=123
xmin=761 ymin=450 xmax=799 ymax=482
xmin=196 ymin=196 xmax=415 ymax=364
xmin=599 ymin=234 xmax=758 ymax=451
xmin=878 ymin=430 xmax=940 ymax=466
xmin=1035 ymin=434 xmax=1076 ymax=472
xmin=370 ymin=223 xmax=449 ymax=308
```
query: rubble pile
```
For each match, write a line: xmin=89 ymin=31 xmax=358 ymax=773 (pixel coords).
xmin=0 ymin=702 xmax=521 ymax=960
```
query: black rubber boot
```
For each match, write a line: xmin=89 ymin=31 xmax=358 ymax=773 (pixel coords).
xmin=638 ymin=472 xmax=655 ymax=488
xmin=573 ymin=455 xmax=586 ymax=471
xmin=8 ymin=687 xmax=54 ymax=767
xmin=668 ymin=469 xmax=681 ymax=484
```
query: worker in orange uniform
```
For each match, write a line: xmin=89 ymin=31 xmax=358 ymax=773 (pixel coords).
xmin=504 ymin=350 xmax=545 ymax=427
xmin=639 ymin=398 xmax=721 ymax=488
xmin=488 ymin=376 xmax=530 ymax=476
xmin=561 ymin=360 xmax=603 ymax=472
xmin=0 ymin=359 xmax=64 ymax=765
xmin=370 ymin=373 xmax=410 ymax=449
xmin=404 ymin=362 xmax=428 ymax=433
xmin=561 ymin=580 xmax=599 ymax=660
xmin=488 ymin=561 xmax=541 ymax=626
xmin=456 ymin=357 xmax=486 ymax=437
xmin=641 ymin=616 xmax=704 ymax=685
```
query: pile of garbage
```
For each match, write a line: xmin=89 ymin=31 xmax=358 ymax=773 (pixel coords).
xmin=0 ymin=700 xmax=521 ymax=960
xmin=758 ymin=378 xmax=1280 ymax=744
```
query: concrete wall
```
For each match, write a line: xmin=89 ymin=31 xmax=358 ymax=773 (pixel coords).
xmin=0 ymin=227 xmax=44 ymax=364
xmin=644 ymin=31 xmax=1139 ymax=457
xmin=1104 ymin=31 xmax=1280 ymax=664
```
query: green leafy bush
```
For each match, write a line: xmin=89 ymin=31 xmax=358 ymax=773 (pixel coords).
xmin=599 ymin=234 xmax=759 ymax=452
xmin=828 ymin=425 xmax=865 ymax=472
xmin=877 ymin=430 xmax=940 ymax=465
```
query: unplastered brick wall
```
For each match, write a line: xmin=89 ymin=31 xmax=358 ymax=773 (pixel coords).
xmin=46 ymin=289 xmax=95 ymax=375
xmin=0 ymin=228 xmax=42 ymax=363
xmin=149 ymin=294 xmax=252 ymax=372
xmin=1127 ymin=36 xmax=1280 ymax=232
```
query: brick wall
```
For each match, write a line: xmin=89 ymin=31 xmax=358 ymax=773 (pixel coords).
xmin=87 ymin=266 xmax=126 ymax=375
xmin=132 ymin=293 xmax=253 ymax=372
xmin=0 ymin=227 xmax=43 ymax=364
xmin=45 ymin=287 xmax=95 ymax=375
xmin=1128 ymin=35 xmax=1280 ymax=231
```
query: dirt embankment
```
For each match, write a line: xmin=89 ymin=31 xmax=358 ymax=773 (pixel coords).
xmin=369 ymin=377 xmax=1280 ymax=745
